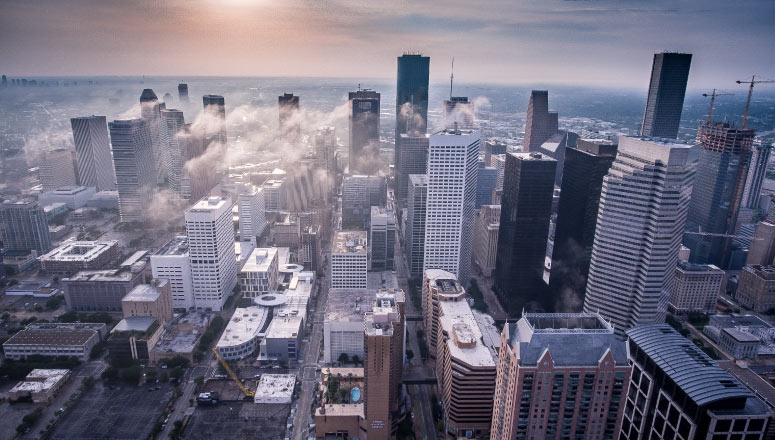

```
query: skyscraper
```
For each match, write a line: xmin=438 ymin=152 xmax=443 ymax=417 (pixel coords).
xmin=368 ymin=206 xmax=395 ymax=271
xmin=395 ymin=133 xmax=428 ymax=203
xmin=742 ymin=140 xmax=772 ymax=209
xmin=405 ymin=174 xmax=428 ymax=278
xmin=109 ymin=119 xmax=156 ymax=223
xmin=202 ymin=94 xmax=227 ymax=147
xmin=0 ymin=200 xmax=52 ymax=253
xmin=473 ymin=204 xmax=500 ymax=277
xmin=490 ymin=313 xmax=630 ymax=440
xmin=363 ymin=290 xmax=405 ymax=440
xmin=161 ymin=108 xmax=186 ymax=195
xmin=177 ymin=83 xmax=189 ymax=103
xmin=38 ymin=148 xmax=78 ymax=191
xmin=341 ymin=174 xmax=386 ymax=228
xmin=395 ymin=53 xmax=429 ymax=187
xmin=549 ymin=139 xmax=618 ymax=311
xmin=523 ymin=91 xmax=558 ymax=152
xmin=423 ymin=129 xmax=480 ymax=287
xmin=236 ymin=184 xmax=267 ymax=242
xmin=639 ymin=52 xmax=692 ymax=139
xmin=475 ymin=160 xmax=497 ymax=208
xmin=185 ymin=196 xmax=238 ymax=311
xmin=348 ymin=89 xmax=380 ymax=174
xmin=140 ymin=89 xmax=170 ymax=184
xmin=683 ymin=122 xmax=755 ymax=266
xmin=70 ymin=116 xmax=116 ymax=191
xmin=442 ymin=96 xmax=474 ymax=130
xmin=278 ymin=93 xmax=300 ymax=138
xmin=494 ymin=152 xmax=556 ymax=314
xmin=583 ymin=137 xmax=698 ymax=334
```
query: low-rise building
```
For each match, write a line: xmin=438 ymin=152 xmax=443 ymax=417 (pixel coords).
xmin=63 ymin=263 xmax=149 ymax=312
xmin=703 ymin=314 xmax=775 ymax=359
xmin=86 ymin=190 xmax=119 ymax=210
xmin=108 ymin=316 xmax=163 ymax=361
xmin=239 ymin=247 xmax=279 ymax=298
xmin=149 ymin=312 xmax=211 ymax=366
xmin=39 ymin=240 xmax=120 ymax=275
xmin=8 ymin=369 xmax=71 ymax=403
xmin=38 ymin=186 xmax=96 ymax=209
xmin=216 ymin=306 xmax=270 ymax=360
xmin=121 ymin=279 xmax=173 ymax=323
xmin=4 ymin=280 xmax=58 ymax=297
xmin=3 ymin=323 xmax=107 ymax=361
xmin=669 ymin=261 xmax=726 ymax=314
xmin=253 ymin=374 xmax=296 ymax=404
xmin=331 ymin=231 xmax=367 ymax=290
xmin=737 ymin=265 xmax=775 ymax=312
xmin=1 ymin=250 xmax=39 ymax=273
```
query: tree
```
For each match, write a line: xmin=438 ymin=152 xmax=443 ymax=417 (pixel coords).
xmin=170 ymin=366 xmax=184 ymax=382
xmin=146 ymin=369 xmax=158 ymax=380
xmin=120 ymin=365 xmax=142 ymax=384
xmin=351 ymin=355 xmax=361 ymax=366
xmin=337 ymin=352 xmax=350 ymax=364
xmin=160 ymin=371 xmax=169 ymax=383
xmin=101 ymin=366 xmax=119 ymax=381
xmin=89 ymin=341 xmax=105 ymax=360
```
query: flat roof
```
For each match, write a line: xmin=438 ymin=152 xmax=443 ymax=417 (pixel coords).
xmin=254 ymin=374 xmax=295 ymax=399
xmin=39 ymin=240 xmax=118 ymax=262
xmin=4 ymin=329 xmax=97 ymax=347
xmin=438 ymin=300 xmax=497 ymax=367
xmin=112 ymin=316 xmax=158 ymax=333
xmin=509 ymin=152 xmax=557 ymax=162
xmin=217 ymin=306 xmax=269 ymax=349
xmin=9 ymin=369 xmax=70 ymax=394
xmin=316 ymin=403 xmax=363 ymax=417
xmin=627 ymin=325 xmax=755 ymax=406
xmin=723 ymin=328 xmax=761 ymax=343
xmin=326 ymin=289 xmax=377 ymax=323
xmin=189 ymin=196 xmax=230 ymax=212
xmin=266 ymin=316 xmax=302 ymax=340
xmin=122 ymin=281 xmax=167 ymax=303
xmin=64 ymin=268 xmax=139 ymax=282
xmin=156 ymin=236 xmax=189 ymax=256
xmin=241 ymin=247 xmax=278 ymax=273
xmin=710 ymin=315 xmax=772 ymax=329
xmin=45 ymin=186 xmax=92 ymax=195
xmin=332 ymin=230 xmax=367 ymax=254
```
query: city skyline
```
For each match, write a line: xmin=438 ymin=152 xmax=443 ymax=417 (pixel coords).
xmin=0 ymin=1 xmax=773 ymax=88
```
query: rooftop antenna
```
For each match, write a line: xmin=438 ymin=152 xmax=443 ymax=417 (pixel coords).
xmin=702 ymin=89 xmax=734 ymax=124
xmin=449 ymin=57 xmax=455 ymax=100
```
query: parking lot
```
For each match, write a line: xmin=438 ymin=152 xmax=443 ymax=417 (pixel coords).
xmin=50 ymin=381 xmax=173 ymax=440
xmin=184 ymin=403 xmax=290 ymax=440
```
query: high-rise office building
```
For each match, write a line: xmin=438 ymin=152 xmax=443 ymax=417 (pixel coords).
xmin=423 ymin=129 xmax=480 ymax=287
xmin=549 ymin=139 xmax=618 ymax=311
xmin=669 ymin=261 xmax=725 ymax=314
xmin=736 ymin=264 xmax=775 ymax=313
xmin=363 ymin=290 xmax=405 ymax=440
xmin=109 ymin=119 xmax=156 ymax=223
xmin=405 ymin=174 xmax=428 ymax=278
xmin=494 ymin=152 xmax=556 ymax=314
xmin=442 ymin=97 xmax=474 ymax=130
xmin=623 ymin=325 xmax=770 ymax=440
xmin=151 ymin=236 xmax=193 ymax=310
xmin=331 ymin=231 xmax=368 ymax=290
xmin=747 ymin=220 xmax=775 ymax=266
xmin=177 ymin=83 xmax=189 ymax=103
xmin=473 ymin=204 xmax=500 ymax=277
xmin=475 ymin=160 xmax=497 ymax=208
xmin=38 ymin=148 xmax=78 ymax=191
xmin=161 ymin=108 xmax=186 ymax=195
xmin=684 ymin=122 xmax=755 ymax=266
xmin=185 ymin=196 xmax=237 ymax=311
xmin=70 ymin=116 xmax=116 ymax=191
xmin=0 ymin=200 xmax=52 ymax=253
xmin=368 ymin=206 xmax=395 ymax=271
xmin=523 ymin=90 xmax=558 ymax=152
xmin=583 ymin=137 xmax=698 ymax=334
xmin=742 ymin=140 xmax=772 ymax=209
xmin=278 ymin=93 xmax=300 ymax=138
xmin=396 ymin=133 xmax=429 ymax=203
xmin=341 ymin=174 xmax=386 ymax=228
xmin=536 ymin=130 xmax=579 ymax=187
xmin=484 ymin=140 xmax=507 ymax=165
xmin=140 ymin=89 xmax=170 ymax=184
xmin=348 ymin=89 xmax=380 ymax=175
xmin=639 ymin=52 xmax=692 ymax=139
xmin=490 ymin=313 xmax=630 ymax=440
xmin=422 ymin=269 xmax=465 ymax=359
xmin=395 ymin=53 xmax=429 ymax=193
xmin=202 ymin=94 xmax=227 ymax=147
xmin=236 ymin=184 xmax=267 ymax=242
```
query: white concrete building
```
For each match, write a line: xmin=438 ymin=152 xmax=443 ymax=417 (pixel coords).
xmin=331 ymin=231 xmax=368 ymax=290
xmin=185 ymin=196 xmax=238 ymax=311
xmin=151 ymin=236 xmax=193 ymax=310
xmin=583 ymin=136 xmax=699 ymax=334
xmin=324 ymin=288 xmax=377 ymax=364
xmin=489 ymin=153 xmax=505 ymax=193
xmin=216 ymin=306 xmax=270 ymax=360
xmin=473 ymin=205 xmax=500 ymax=277
xmin=237 ymin=184 xmax=267 ymax=242
xmin=669 ymin=261 xmax=726 ymax=314
xmin=38 ymin=186 xmax=97 ymax=210
xmin=262 ymin=178 xmax=286 ymax=211
xmin=423 ymin=129 xmax=480 ymax=287
xmin=239 ymin=247 xmax=279 ymax=298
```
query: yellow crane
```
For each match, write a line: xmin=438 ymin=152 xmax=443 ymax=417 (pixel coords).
xmin=736 ymin=75 xmax=775 ymax=128
xmin=702 ymin=89 xmax=734 ymax=124
xmin=212 ymin=347 xmax=255 ymax=398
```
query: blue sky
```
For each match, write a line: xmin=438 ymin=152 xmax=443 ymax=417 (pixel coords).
xmin=0 ymin=0 xmax=772 ymax=88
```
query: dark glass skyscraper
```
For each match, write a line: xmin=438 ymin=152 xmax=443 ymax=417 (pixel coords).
xmin=0 ymin=200 xmax=52 ymax=253
xmin=396 ymin=133 xmax=429 ymax=202
xmin=684 ymin=122 xmax=755 ymax=266
xmin=523 ymin=90 xmax=558 ymax=152
xmin=549 ymin=139 xmax=618 ymax=311
xmin=278 ymin=93 xmax=300 ymax=138
xmin=202 ymin=94 xmax=227 ymax=147
xmin=640 ymin=52 xmax=692 ymax=139
xmin=395 ymin=54 xmax=429 ymax=199
xmin=494 ymin=152 xmax=556 ymax=315
xmin=348 ymin=89 xmax=380 ymax=175
xmin=177 ymin=83 xmax=189 ymax=103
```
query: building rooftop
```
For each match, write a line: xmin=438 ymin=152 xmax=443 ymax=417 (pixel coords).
xmin=709 ymin=315 xmax=773 ymax=329
xmin=677 ymin=261 xmax=724 ymax=272
xmin=438 ymin=300 xmax=498 ymax=367
xmin=508 ymin=312 xmax=627 ymax=367
xmin=266 ymin=316 xmax=302 ymax=339
xmin=189 ymin=196 xmax=230 ymax=212
xmin=627 ymin=325 xmax=755 ymax=406
xmin=217 ymin=306 xmax=269 ymax=349
xmin=364 ymin=290 xmax=404 ymax=336
xmin=718 ymin=361 xmax=775 ymax=411
xmin=723 ymin=328 xmax=761 ymax=343
xmin=39 ymin=240 xmax=118 ymax=262
xmin=316 ymin=403 xmax=364 ymax=417
xmin=509 ymin=152 xmax=557 ymax=162
xmin=64 ymin=267 xmax=141 ymax=283
xmin=326 ymin=288 xmax=377 ymax=323
xmin=122 ymin=281 xmax=167 ymax=303
xmin=425 ymin=269 xmax=465 ymax=299
xmin=4 ymin=328 xmax=97 ymax=347
xmin=254 ymin=374 xmax=295 ymax=402
xmin=332 ymin=231 xmax=367 ymax=254
xmin=156 ymin=236 xmax=189 ymax=256
xmin=408 ymin=174 xmax=428 ymax=186
xmin=745 ymin=264 xmax=775 ymax=280
xmin=9 ymin=369 xmax=70 ymax=394
xmin=242 ymin=248 xmax=278 ymax=273
xmin=111 ymin=316 xmax=158 ymax=334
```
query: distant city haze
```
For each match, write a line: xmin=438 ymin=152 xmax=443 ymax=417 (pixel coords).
xmin=0 ymin=0 xmax=773 ymax=88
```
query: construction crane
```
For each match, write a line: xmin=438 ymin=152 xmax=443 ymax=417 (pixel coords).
xmin=702 ymin=89 xmax=734 ymax=124
xmin=736 ymin=75 xmax=775 ymax=128
xmin=212 ymin=347 xmax=255 ymax=398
